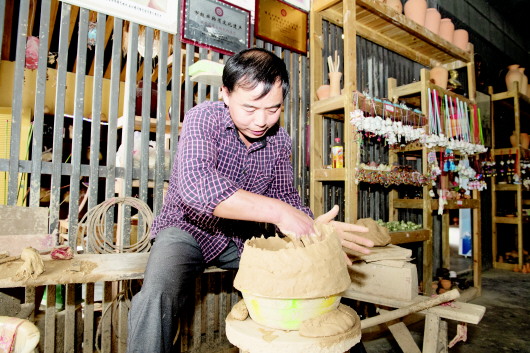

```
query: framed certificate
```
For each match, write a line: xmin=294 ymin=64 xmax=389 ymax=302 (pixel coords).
xmin=255 ymin=0 xmax=308 ymax=54
xmin=181 ymin=0 xmax=251 ymax=55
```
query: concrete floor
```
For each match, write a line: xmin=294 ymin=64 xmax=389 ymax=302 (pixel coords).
xmin=362 ymin=268 xmax=530 ymax=352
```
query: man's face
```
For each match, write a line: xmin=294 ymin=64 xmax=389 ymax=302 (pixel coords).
xmin=221 ymin=80 xmax=283 ymax=147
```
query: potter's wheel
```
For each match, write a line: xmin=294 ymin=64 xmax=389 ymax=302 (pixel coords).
xmin=225 ymin=313 xmax=361 ymax=353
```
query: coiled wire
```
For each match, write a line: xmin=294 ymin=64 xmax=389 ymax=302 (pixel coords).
xmin=80 ymin=197 xmax=153 ymax=253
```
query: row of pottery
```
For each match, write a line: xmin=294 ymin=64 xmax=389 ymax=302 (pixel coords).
xmin=380 ymin=0 xmax=470 ymax=51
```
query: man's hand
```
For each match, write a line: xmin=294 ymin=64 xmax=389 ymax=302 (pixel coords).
xmin=315 ymin=205 xmax=374 ymax=265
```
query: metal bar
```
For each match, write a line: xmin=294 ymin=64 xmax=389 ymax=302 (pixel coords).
xmin=0 ymin=0 xmax=5 ymax=53
xmin=154 ymin=31 xmax=169 ymax=214
xmin=104 ymin=17 xmax=123 ymax=250
xmin=184 ymin=44 xmax=195 ymax=114
xmin=169 ymin=33 xmax=182 ymax=162
xmin=139 ymin=27 xmax=154 ymax=210
xmin=29 ymin=0 xmax=51 ymax=208
xmin=87 ymin=12 xmax=106 ymax=213
xmin=67 ymin=8 xmax=89 ymax=246
xmin=118 ymin=22 xmax=140 ymax=248
xmin=7 ymin=0 xmax=30 ymax=205
xmin=49 ymin=2 xmax=71 ymax=233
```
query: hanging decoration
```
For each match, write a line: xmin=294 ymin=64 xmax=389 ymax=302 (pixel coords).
xmin=25 ymin=36 xmax=40 ymax=70
xmin=355 ymin=162 xmax=429 ymax=187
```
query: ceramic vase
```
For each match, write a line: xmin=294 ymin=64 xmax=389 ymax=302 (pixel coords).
xmin=439 ymin=18 xmax=455 ymax=43
xmin=329 ymin=72 xmax=343 ymax=97
xmin=404 ymin=0 xmax=427 ymax=26
xmin=424 ymin=8 xmax=441 ymax=34
xmin=453 ymin=29 xmax=469 ymax=51
xmin=518 ymin=68 xmax=528 ymax=96
xmin=505 ymin=64 xmax=522 ymax=92
xmin=521 ymin=133 xmax=530 ymax=149
xmin=430 ymin=66 xmax=448 ymax=89
xmin=316 ymin=85 xmax=330 ymax=100
xmin=510 ymin=131 xmax=518 ymax=148
xmin=385 ymin=0 xmax=403 ymax=13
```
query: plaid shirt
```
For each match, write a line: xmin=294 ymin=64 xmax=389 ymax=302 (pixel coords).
xmin=151 ymin=100 xmax=312 ymax=263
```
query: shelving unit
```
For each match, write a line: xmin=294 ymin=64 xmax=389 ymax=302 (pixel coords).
xmin=309 ymin=0 xmax=478 ymax=294
xmin=388 ymin=69 xmax=482 ymax=295
xmin=490 ymin=84 xmax=530 ymax=270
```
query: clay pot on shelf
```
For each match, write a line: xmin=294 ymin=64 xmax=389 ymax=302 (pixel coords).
xmin=430 ymin=66 xmax=448 ymax=89
xmin=520 ymin=133 xmax=530 ymax=149
xmin=452 ymin=29 xmax=469 ymax=51
xmin=519 ymin=68 xmax=528 ymax=96
xmin=424 ymin=8 xmax=441 ymax=34
xmin=439 ymin=18 xmax=455 ymax=43
xmin=404 ymin=0 xmax=427 ymax=26
xmin=505 ymin=64 xmax=523 ymax=92
xmin=510 ymin=131 xmax=518 ymax=148
xmin=328 ymin=71 xmax=343 ymax=97
xmin=385 ymin=0 xmax=403 ymax=13
xmin=316 ymin=85 xmax=331 ymax=100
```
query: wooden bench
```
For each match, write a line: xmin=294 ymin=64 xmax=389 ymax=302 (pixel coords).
xmin=343 ymin=288 xmax=486 ymax=353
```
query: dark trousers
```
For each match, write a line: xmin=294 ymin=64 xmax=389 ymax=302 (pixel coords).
xmin=126 ymin=228 xmax=240 ymax=353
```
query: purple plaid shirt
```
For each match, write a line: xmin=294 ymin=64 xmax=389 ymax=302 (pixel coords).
xmin=151 ymin=100 xmax=312 ymax=263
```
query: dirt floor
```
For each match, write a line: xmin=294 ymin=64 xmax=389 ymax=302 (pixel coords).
xmin=362 ymin=268 xmax=530 ymax=353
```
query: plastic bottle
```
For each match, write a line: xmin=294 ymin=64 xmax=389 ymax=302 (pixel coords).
xmin=331 ymin=137 xmax=344 ymax=168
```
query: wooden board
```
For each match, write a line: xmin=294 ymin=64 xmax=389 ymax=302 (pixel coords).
xmin=0 ymin=206 xmax=48 ymax=235
xmin=0 ymin=253 xmax=150 ymax=288
xmin=0 ymin=234 xmax=56 ymax=256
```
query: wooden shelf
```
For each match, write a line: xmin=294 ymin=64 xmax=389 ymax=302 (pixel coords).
xmin=494 ymin=216 xmax=522 ymax=224
xmin=392 ymin=199 xmax=424 ymax=209
xmin=493 ymin=262 xmax=517 ymax=271
xmin=312 ymin=167 xmax=346 ymax=182
xmin=432 ymin=199 xmax=480 ymax=210
xmin=313 ymin=0 xmax=472 ymax=68
xmin=312 ymin=94 xmax=346 ymax=115
xmin=494 ymin=183 xmax=519 ymax=191
xmin=389 ymin=229 xmax=430 ymax=244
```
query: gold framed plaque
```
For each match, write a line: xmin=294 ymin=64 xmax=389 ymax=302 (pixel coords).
xmin=255 ymin=0 xmax=308 ymax=54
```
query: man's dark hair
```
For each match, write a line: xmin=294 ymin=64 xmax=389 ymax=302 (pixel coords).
xmin=222 ymin=48 xmax=290 ymax=100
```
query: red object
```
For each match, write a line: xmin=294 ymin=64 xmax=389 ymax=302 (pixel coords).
xmin=51 ymin=246 xmax=74 ymax=260
xmin=25 ymin=36 xmax=39 ymax=70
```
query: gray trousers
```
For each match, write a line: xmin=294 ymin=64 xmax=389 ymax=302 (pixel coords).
xmin=127 ymin=227 xmax=240 ymax=353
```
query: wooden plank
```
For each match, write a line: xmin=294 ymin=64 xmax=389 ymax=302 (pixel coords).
xmin=0 ymin=205 xmax=48 ymax=235
xmin=101 ymin=281 xmax=113 ymax=353
xmin=390 ymin=229 xmax=430 ymax=244
xmin=343 ymin=288 xmax=485 ymax=324
xmin=44 ymin=284 xmax=56 ymax=353
xmin=0 ymin=234 xmax=56 ymax=256
xmin=0 ymin=253 xmax=149 ymax=288
xmin=64 ymin=284 xmax=76 ymax=353
xmin=312 ymin=167 xmax=346 ymax=181
xmin=83 ymin=282 xmax=95 ymax=353
xmin=312 ymin=94 xmax=345 ymax=114
xmin=422 ymin=313 xmax=440 ymax=353
xmin=438 ymin=319 xmax=448 ymax=353
xmin=388 ymin=321 xmax=421 ymax=353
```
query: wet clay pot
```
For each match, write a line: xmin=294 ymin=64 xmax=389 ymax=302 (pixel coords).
xmin=424 ymin=8 xmax=441 ymax=34
xmin=439 ymin=18 xmax=455 ymax=43
xmin=505 ymin=64 xmax=523 ymax=92
xmin=430 ymin=66 xmax=448 ymax=89
xmin=404 ymin=0 xmax=427 ymax=26
xmin=452 ymin=29 xmax=469 ymax=51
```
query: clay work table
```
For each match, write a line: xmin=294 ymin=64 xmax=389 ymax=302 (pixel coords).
xmin=0 ymin=253 xmax=150 ymax=288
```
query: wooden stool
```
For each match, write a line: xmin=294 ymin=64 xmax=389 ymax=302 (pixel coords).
xmin=225 ymin=314 xmax=361 ymax=353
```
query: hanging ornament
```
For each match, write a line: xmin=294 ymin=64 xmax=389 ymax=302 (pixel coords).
xmin=87 ymin=21 xmax=97 ymax=49
xmin=25 ymin=36 xmax=39 ymax=70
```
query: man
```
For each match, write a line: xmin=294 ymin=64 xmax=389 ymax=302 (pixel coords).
xmin=127 ymin=48 xmax=373 ymax=352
